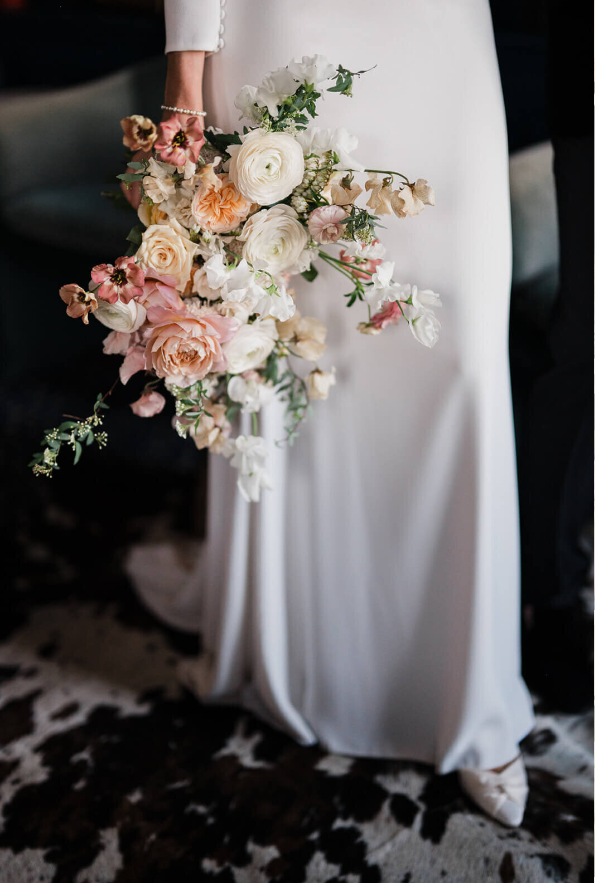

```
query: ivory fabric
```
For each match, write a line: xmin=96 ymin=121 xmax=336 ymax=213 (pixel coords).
xmin=136 ymin=0 xmax=535 ymax=772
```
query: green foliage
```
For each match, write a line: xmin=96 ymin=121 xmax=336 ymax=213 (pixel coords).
xmin=29 ymin=393 xmax=110 ymax=477
xmin=327 ymin=64 xmax=374 ymax=98
xmin=204 ymin=129 xmax=242 ymax=153
xmin=301 ymin=266 xmax=319 ymax=283
xmin=170 ymin=380 xmax=211 ymax=437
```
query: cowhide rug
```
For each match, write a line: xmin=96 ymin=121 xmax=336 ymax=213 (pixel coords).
xmin=1 ymin=491 xmax=593 ymax=883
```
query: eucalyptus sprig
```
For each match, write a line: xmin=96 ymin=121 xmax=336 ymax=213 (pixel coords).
xmin=29 ymin=391 xmax=112 ymax=478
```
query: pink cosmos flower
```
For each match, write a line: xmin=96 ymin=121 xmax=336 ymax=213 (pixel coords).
xmin=144 ymin=307 xmax=237 ymax=385
xmin=307 ymin=205 xmax=349 ymax=244
xmin=91 ymin=256 xmax=145 ymax=304
xmin=371 ymin=300 xmax=403 ymax=331
xmin=339 ymin=248 xmax=383 ymax=280
xmin=137 ymin=268 xmax=184 ymax=312
xmin=154 ymin=115 xmax=205 ymax=167
xmin=130 ymin=390 xmax=166 ymax=417
xmin=59 ymin=284 xmax=97 ymax=324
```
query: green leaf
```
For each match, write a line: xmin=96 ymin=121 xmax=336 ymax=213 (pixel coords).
xmin=58 ymin=421 xmax=79 ymax=430
xmin=85 ymin=431 xmax=95 ymax=446
xmin=73 ymin=441 xmax=83 ymax=465
xmin=204 ymin=129 xmax=242 ymax=152
xmin=116 ymin=172 xmax=145 ymax=183
xmin=301 ymin=266 xmax=319 ymax=283
xmin=127 ymin=161 xmax=146 ymax=170
xmin=126 ymin=224 xmax=145 ymax=246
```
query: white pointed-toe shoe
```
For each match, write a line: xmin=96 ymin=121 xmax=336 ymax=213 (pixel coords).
xmin=458 ymin=756 xmax=528 ymax=827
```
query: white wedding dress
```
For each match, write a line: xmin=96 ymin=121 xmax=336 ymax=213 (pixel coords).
xmin=129 ymin=0 xmax=534 ymax=772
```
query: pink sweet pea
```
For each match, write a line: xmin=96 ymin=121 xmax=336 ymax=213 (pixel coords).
xmin=339 ymin=249 xmax=383 ymax=280
xmin=91 ymin=256 xmax=145 ymax=304
xmin=120 ymin=345 xmax=146 ymax=385
xmin=154 ymin=115 xmax=205 ymax=167
xmin=130 ymin=390 xmax=166 ymax=417
xmin=371 ymin=300 xmax=403 ymax=331
xmin=138 ymin=268 xmax=184 ymax=312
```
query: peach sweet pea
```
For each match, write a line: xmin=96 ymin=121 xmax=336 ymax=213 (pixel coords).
xmin=154 ymin=115 xmax=205 ymax=168
xmin=145 ymin=307 xmax=237 ymax=385
xmin=191 ymin=173 xmax=253 ymax=234
xmin=91 ymin=256 xmax=145 ymax=304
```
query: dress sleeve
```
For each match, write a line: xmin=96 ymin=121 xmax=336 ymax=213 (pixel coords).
xmin=164 ymin=0 xmax=225 ymax=54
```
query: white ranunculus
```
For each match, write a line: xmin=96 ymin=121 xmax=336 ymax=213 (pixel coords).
xmin=306 ymin=367 xmax=336 ymax=400
xmin=142 ymin=158 xmax=176 ymax=204
xmin=223 ymin=318 xmax=277 ymax=374
xmin=287 ymin=55 xmax=337 ymax=86
xmin=94 ymin=298 xmax=146 ymax=333
xmin=403 ymin=285 xmax=442 ymax=348
xmin=255 ymin=68 xmax=298 ymax=116
xmin=296 ymin=127 xmax=364 ymax=172
xmin=239 ymin=205 xmax=308 ymax=274
xmin=228 ymin=129 xmax=305 ymax=204
xmin=234 ymin=84 xmax=263 ymax=124
xmin=227 ymin=375 xmax=275 ymax=413
xmin=135 ymin=219 xmax=197 ymax=291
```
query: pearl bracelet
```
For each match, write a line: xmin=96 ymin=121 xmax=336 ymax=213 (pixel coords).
xmin=161 ymin=105 xmax=207 ymax=117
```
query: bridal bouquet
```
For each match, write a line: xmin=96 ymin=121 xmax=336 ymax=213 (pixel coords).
xmin=30 ymin=56 xmax=440 ymax=500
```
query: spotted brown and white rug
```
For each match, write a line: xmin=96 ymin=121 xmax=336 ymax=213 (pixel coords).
xmin=1 ymin=487 xmax=593 ymax=883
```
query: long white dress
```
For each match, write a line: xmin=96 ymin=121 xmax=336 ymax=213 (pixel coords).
xmin=132 ymin=0 xmax=535 ymax=772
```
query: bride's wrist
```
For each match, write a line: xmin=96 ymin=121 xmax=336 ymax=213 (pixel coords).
xmin=163 ymin=50 xmax=206 ymax=118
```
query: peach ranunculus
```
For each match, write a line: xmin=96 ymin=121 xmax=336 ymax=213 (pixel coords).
xmin=91 ymin=256 xmax=145 ymax=304
xmin=130 ymin=390 xmax=166 ymax=417
xmin=59 ymin=284 xmax=98 ymax=324
xmin=191 ymin=173 xmax=253 ymax=234
xmin=307 ymin=205 xmax=349 ymax=244
xmin=145 ymin=307 xmax=237 ymax=385
xmin=154 ymin=115 xmax=205 ymax=168
xmin=120 ymin=115 xmax=158 ymax=151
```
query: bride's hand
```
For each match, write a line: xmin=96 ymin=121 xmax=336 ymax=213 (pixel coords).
xmin=121 ymin=50 xmax=206 ymax=210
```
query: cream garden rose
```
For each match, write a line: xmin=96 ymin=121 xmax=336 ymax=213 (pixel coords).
xmin=239 ymin=205 xmax=308 ymax=274
xmin=228 ymin=129 xmax=305 ymax=204
xmin=135 ymin=219 xmax=197 ymax=291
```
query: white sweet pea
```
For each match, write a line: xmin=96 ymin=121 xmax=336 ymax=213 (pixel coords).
xmin=203 ymin=256 xmax=295 ymax=321
xmin=287 ymin=55 xmax=337 ymax=86
xmin=142 ymin=158 xmax=176 ymax=204
xmin=371 ymin=261 xmax=396 ymax=289
xmin=222 ymin=435 xmax=273 ymax=502
xmin=255 ymin=67 xmax=299 ymax=117
xmin=234 ymin=85 xmax=263 ymax=124
xmin=306 ymin=367 xmax=336 ymax=400
xmin=402 ymin=286 xmax=442 ymax=348
xmin=223 ymin=317 xmax=277 ymax=374
xmin=94 ymin=298 xmax=146 ymax=333
xmin=227 ymin=375 xmax=275 ymax=413
xmin=251 ymin=277 xmax=296 ymax=322
xmin=342 ymin=239 xmax=387 ymax=260
xmin=296 ymin=127 xmax=365 ymax=172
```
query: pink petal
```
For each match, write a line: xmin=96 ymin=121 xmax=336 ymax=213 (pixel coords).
xmin=119 ymin=345 xmax=146 ymax=385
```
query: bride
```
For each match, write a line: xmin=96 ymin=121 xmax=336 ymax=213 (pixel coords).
xmin=127 ymin=0 xmax=534 ymax=827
